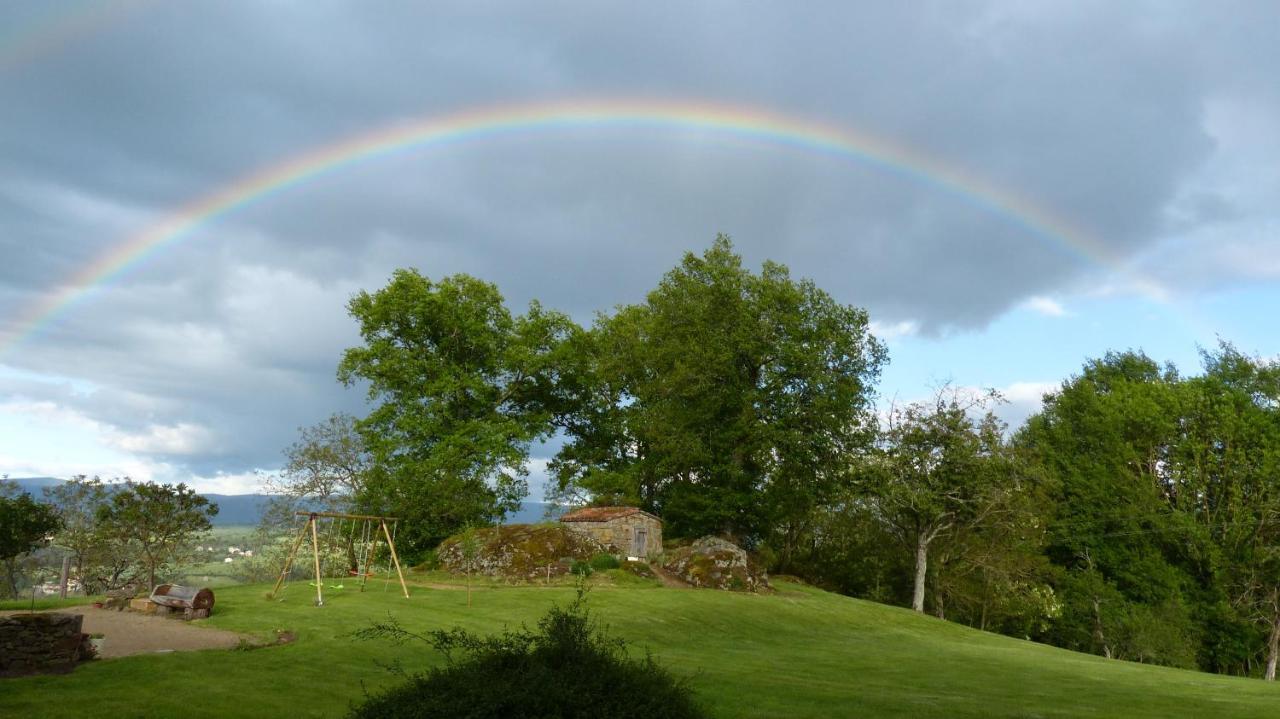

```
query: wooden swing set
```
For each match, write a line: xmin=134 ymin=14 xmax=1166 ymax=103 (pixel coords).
xmin=269 ymin=511 xmax=409 ymax=606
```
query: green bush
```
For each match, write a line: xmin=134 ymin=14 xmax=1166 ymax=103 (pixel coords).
xmin=621 ymin=560 xmax=657 ymax=579
xmin=349 ymin=589 xmax=707 ymax=719
xmin=589 ymin=553 xmax=621 ymax=571
xmin=570 ymin=559 xmax=593 ymax=576
xmin=415 ymin=548 xmax=441 ymax=572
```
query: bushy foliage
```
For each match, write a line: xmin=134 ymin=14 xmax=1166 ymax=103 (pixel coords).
xmin=349 ymin=589 xmax=707 ymax=719
xmin=0 ymin=492 xmax=62 ymax=598
xmin=588 ymin=553 xmax=621 ymax=571
xmin=95 ymin=481 xmax=217 ymax=590
xmin=339 ymin=271 xmax=582 ymax=556
xmin=552 ymin=237 xmax=886 ymax=551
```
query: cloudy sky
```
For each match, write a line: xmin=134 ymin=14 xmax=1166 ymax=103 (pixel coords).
xmin=2 ymin=1 xmax=1277 ymax=495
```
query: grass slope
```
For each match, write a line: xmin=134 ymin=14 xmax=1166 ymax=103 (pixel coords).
xmin=2 ymin=579 xmax=1276 ymax=718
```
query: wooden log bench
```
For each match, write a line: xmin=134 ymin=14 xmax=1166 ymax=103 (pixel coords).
xmin=149 ymin=584 xmax=215 ymax=619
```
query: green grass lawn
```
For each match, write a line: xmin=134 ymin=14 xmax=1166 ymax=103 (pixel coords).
xmin=176 ymin=560 xmax=246 ymax=588
xmin=2 ymin=578 xmax=1277 ymax=718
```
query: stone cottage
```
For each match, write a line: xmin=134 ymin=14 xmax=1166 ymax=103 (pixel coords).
xmin=559 ymin=506 xmax=663 ymax=558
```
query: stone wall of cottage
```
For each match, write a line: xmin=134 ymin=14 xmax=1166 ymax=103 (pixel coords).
xmin=564 ymin=514 xmax=663 ymax=558
xmin=0 ymin=613 xmax=91 ymax=676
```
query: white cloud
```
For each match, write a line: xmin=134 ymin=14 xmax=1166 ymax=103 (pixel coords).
xmin=185 ymin=469 xmax=271 ymax=495
xmin=870 ymin=320 xmax=920 ymax=341
xmin=994 ymin=381 xmax=1058 ymax=429
xmin=108 ymin=422 xmax=218 ymax=456
xmin=1001 ymin=381 xmax=1059 ymax=405
xmin=1022 ymin=296 xmax=1069 ymax=317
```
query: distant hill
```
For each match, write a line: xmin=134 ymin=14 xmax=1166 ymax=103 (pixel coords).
xmin=200 ymin=494 xmax=276 ymax=525
xmin=503 ymin=501 xmax=564 ymax=525
xmin=6 ymin=476 xmax=559 ymax=527
xmin=5 ymin=477 xmax=270 ymax=526
xmin=5 ymin=476 xmax=63 ymax=492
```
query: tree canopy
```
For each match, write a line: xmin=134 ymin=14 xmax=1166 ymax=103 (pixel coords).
xmin=339 ymin=270 xmax=581 ymax=555
xmin=0 ymin=491 xmax=62 ymax=598
xmin=95 ymin=481 xmax=218 ymax=590
xmin=326 ymin=240 xmax=1280 ymax=682
xmin=552 ymin=237 xmax=886 ymax=557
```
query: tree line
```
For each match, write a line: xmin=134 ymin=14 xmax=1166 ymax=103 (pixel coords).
xmin=295 ymin=237 xmax=1280 ymax=678
xmin=9 ymin=236 xmax=1273 ymax=679
xmin=0 ymin=478 xmax=217 ymax=598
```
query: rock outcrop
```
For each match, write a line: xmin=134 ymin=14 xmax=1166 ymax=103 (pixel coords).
xmin=438 ymin=524 xmax=606 ymax=581
xmin=661 ymin=536 xmax=769 ymax=591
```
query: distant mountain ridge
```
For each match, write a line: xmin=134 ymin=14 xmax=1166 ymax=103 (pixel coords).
xmin=5 ymin=477 xmax=273 ymax=525
xmin=5 ymin=476 xmax=559 ymax=527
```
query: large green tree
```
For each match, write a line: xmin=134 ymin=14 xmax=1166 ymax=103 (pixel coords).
xmin=1021 ymin=345 xmax=1280 ymax=674
xmin=339 ymin=270 xmax=582 ymax=555
xmin=552 ymin=237 xmax=886 ymax=562
xmin=862 ymin=387 xmax=1020 ymax=613
xmin=1180 ymin=345 xmax=1280 ymax=677
xmin=42 ymin=476 xmax=131 ymax=594
xmin=1020 ymin=351 xmax=1201 ymax=666
xmin=95 ymin=481 xmax=217 ymax=590
xmin=0 ymin=491 xmax=62 ymax=598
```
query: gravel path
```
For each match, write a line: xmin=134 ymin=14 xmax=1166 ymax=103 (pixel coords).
xmin=0 ymin=606 xmax=247 ymax=658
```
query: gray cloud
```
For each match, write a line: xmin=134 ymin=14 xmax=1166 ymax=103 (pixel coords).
xmin=1 ymin=1 xmax=1276 ymax=481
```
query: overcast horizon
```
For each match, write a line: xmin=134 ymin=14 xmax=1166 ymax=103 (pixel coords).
xmin=2 ymin=2 xmax=1278 ymax=496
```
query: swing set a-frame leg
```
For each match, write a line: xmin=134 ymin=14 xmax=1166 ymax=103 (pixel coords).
xmin=380 ymin=520 xmax=410 ymax=598
xmin=270 ymin=518 xmax=311 ymax=598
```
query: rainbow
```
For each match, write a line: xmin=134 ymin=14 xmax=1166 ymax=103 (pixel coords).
xmin=2 ymin=98 xmax=1164 ymax=354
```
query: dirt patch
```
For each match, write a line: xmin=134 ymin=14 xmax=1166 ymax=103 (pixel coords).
xmin=0 ymin=607 xmax=248 ymax=658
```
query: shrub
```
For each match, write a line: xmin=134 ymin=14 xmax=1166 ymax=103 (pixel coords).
xmin=414 ymin=548 xmax=440 ymax=572
xmin=570 ymin=559 xmax=593 ymax=576
xmin=589 ymin=553 xmax=621 ymax=571
xmin=621 ymin=560 xmax=657 ymax=579
xmin=349 ymin=589 xmax=707 ymax=719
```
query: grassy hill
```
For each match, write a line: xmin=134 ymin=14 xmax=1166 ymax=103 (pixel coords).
xmin=2 ymin=578 xmax=1277 ymax=718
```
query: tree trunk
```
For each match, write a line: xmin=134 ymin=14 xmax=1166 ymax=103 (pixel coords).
xmin=1092 ymin=596 xmax=1112 ymax=659
xmin=912 ymin=536 xmax=928 ymax=613
xmin=1265 ymin=614 xmax=1280 ymax=681
xmin=4 ymin=559 xmax=18 ymax=599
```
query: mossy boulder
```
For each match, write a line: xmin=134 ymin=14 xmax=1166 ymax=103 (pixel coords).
xmin=661 ymin=536 xmax=769 ymax=591
xmin=438 ymin=524 xmax=606 ymax=581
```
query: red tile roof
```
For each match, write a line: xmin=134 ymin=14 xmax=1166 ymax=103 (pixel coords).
xmin=559 ymin=506 xmax=660 ymax=523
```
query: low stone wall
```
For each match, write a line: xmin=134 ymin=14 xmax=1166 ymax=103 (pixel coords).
xmin=0 ymin=613 xmax=91 ymax=677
